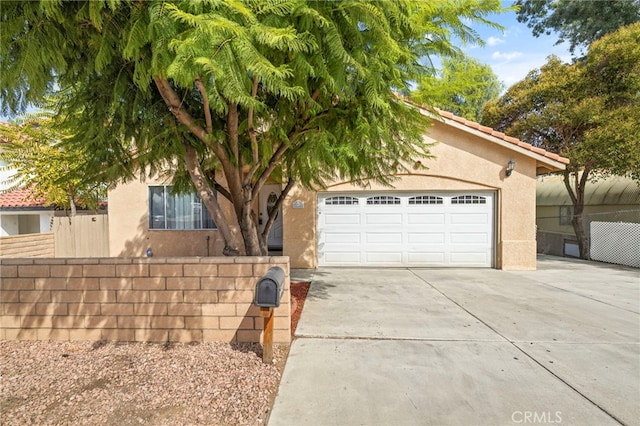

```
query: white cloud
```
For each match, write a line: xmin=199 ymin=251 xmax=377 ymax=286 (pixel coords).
xmin=492 ymin=51 xmax=523 ymax=61
xmin=487 ymin=36 xmax=505 ymax=47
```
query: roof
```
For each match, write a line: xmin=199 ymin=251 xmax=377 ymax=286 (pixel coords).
xmin=0 ymin=187 xmax=52 ymax=210
xmin=537 ymin=174 xmax=640 ymax=206
xmin=400 ymin=97 xmax=570 ymax=174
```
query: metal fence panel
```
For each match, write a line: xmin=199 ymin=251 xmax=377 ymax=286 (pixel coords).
xmin=590 ymin=221 xmax=640 ymax=268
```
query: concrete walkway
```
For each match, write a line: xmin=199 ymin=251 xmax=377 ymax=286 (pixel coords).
xmin=268 ymin=256 xmax=640 ymax=426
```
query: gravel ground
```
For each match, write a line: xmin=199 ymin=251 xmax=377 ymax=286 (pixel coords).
xmin=0 ymin=340 xmax=288 ymax=426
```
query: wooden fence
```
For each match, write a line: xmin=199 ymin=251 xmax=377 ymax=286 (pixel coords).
xmin=53 ymin=215 xmax=109 ymax=257
xmin=0 ymin=215 xmax=108 ymax=258
xmin=0 ymin=233 xmax=55 ymax=258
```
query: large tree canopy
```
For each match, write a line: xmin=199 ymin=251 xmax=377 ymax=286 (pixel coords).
xmin=515 ymin=0 xmax=640 ymax=56
xmin=412 ymin=53 xmax=503 ymax=122
xmin=482 ymin=23 xmax=640 ymax=259
xmin=1 ymin=0 xmax=505 ymax=256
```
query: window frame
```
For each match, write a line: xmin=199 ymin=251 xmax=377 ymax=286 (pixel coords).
xmin=148 ymin=185 xmax=217 ymax=231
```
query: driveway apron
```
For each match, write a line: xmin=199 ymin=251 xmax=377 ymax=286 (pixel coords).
xmin=268 ymin=257 xmax=639 ymax=426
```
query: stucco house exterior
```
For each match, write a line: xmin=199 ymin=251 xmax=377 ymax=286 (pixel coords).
xmin=0 ymin=187 xmax=54 ymax=236
xmin=108 ymin=107 xmax=568 ymax=270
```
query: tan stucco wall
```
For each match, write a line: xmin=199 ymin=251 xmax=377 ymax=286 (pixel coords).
xmin=109 ymin=120 xmax=544 ymax=270
xmin=283 ymin=120 xmax=539 ymax=270
xmin=108 ymin=173 xmax=240 ymax=258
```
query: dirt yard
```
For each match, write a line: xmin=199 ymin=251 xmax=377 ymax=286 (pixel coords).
xmin=0 ymin=282 xmax=310 ymax=426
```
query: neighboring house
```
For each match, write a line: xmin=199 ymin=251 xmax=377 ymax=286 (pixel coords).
xmin=108 ymin=106 xmax=568 ymax=270
xmin=0 ymin=187 xmax=54 ymax=236
xmin=536 ymin=174 xmax=640 ymax=259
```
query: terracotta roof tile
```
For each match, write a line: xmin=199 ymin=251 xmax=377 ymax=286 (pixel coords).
xmin=436 ymin=106 xmax=569 ymax=164
xmin=396 ymin=96 xmax=570 ymax=165
xmin=430 ymin=105 xmax=570 ymax=165
xmin=0 ymin=187 xmax=49 ymax=209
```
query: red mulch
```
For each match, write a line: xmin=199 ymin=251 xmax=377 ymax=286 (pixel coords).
xmin=290 ymin=282 xmax=310 ymax=336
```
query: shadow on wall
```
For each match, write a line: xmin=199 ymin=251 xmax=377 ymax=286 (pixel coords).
xmin=118 ymin=214 xmax=223 ymax=258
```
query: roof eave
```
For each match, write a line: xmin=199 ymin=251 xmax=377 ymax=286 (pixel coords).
xmin=420 ymin=110 xmax=567 ymax=175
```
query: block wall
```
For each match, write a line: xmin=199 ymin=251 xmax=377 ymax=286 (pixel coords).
xmin=0 ymin=233 xmax=55 ymax=258
xmin=0 ymin=257 xmax=290 ymax=344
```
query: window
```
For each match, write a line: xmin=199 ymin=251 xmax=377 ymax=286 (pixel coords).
xmin=559 ymin=206 xmax=573 ymax=225
xmin=366 ymin=196 xmax=401 ymax=205
xmin=451 ymin=195 xmax=486 ymax=205
xmin=325 ymin=196 xmax=359 ymax=206
xmin=149 ymin=186 xmax=216 ymax=230
xmin=409 ymin=195 xmax=443 ymax=205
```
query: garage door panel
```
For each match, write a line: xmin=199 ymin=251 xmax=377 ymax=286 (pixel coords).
xmin=365 ymin=214 xmax=403 ymax=225
xmin=450 ymin=213 xmax=490 ymax=225
xmin=407 ymin=213 xmax=446 ymax=224
xmin=408 ymin=233 xmax=446 ymax=244
xmin=366 ymin=252 xmax=403 ymax=264
xmin=318 ymin=192 xmax=494 ymax=267
xmin=450 ymin=232 xmax=489 ymax=244
xmin=407 ymin=252 xmax=446 ymax=264
xmin=324 ymin=214 xmax=361 ymax=225
xmin=449 ymin=252 xmax=490 ymax=265
xmin=325 ymin=233 xmax=361 ymax=244
xmin=324 ymin=252 xmax=361 ymax=264
xmin=366 ymin=233 xmax=403 ymax=244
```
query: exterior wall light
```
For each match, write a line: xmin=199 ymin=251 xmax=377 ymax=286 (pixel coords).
xmin=506 ymin=159 xmax=516 ymax=177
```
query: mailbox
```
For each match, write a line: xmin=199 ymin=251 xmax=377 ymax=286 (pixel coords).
xmin=254 ymin=266 xmax=285 ymax=308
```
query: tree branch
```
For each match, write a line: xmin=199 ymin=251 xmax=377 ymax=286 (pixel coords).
xmin=195 ymin=76 xmax=213 ymax=134
xmin=261 ymin=177 xmax=295 ymax=241
xmin=245 ymin=76 xmax=260 ymax=186
xmin=251 ymin=110 xmax=329 ymax=200
xmin=154 ymin=77 xmax=209 ymax=143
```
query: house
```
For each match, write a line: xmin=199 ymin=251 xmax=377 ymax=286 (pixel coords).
xmin=108 ymin=106 xmax=569 ymax=270
xmin=0 ymin=187 xmax=54 ymax=236
xmin=536 ymin=174 xmax=640 ymax=261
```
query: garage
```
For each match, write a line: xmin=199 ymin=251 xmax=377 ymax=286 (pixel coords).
xmin=317 ymin=192 xmax=495 ymax=267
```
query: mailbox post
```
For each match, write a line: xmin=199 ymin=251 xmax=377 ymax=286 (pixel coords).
xmin=254 ymin=266 xmax=285 ymax=363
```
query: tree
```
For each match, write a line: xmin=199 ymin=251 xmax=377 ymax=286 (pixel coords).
xmin=482 ymin=24 xmax=640 ymax=259
xmin=515 ymin=0 xmax=640 ymax=56
xmin=0 ymin=115 xmax=108 ymax=215
xmin=1 ymin=0 xmax=506 ymax=256
xmin=412 ymin=53 xmax=503 ymax=121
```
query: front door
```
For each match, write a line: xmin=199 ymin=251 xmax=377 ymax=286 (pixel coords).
xmin=259 ymin=184 xmax=283 ymax=249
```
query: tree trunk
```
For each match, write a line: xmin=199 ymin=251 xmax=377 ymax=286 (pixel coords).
xmin=68 ymin=194 xmax=77 ymax=217
xmin=563 ymin=169 xmax=590 ymax=259
xmin=238 ymin=190 xmax=267 ymax=256
xmin=183 ymin=143 xmax=240 ymax=256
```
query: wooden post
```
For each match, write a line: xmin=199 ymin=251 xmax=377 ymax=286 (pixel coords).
xmin=260 ymin=307 xmax=274 ymax=364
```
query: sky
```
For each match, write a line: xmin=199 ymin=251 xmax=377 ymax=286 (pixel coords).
xmin=461 ymin=4 xmax=573 ymax=89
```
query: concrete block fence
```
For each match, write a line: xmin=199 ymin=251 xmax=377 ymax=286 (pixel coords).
xmin=0 ymin=257 xmax=290 ymax=344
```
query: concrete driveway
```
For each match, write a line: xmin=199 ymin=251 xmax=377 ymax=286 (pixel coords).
xmin=268 ymin=256 xmax=640 ymax=426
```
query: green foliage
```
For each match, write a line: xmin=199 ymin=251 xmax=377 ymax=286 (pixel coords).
xmin=515 ymin=0 xmax=640 ymax=56
xmin=482 ymin=24 xmax=640 ymax=177
xmin=412 ymin=53 xmax=503 ymax=121
xmin=481 ymin=23 xmax=640 ymax=258
xmin=1 ymin=0 xmax=505 ymax=254
xmin=0 ymin=114 xmax=107 ymax=211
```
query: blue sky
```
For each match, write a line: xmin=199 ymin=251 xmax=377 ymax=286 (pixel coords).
xmin=461 ymin=4 xmax=573 ymax=88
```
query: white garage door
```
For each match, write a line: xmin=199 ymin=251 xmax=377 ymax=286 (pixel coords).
xmin=317 ymin=192 xmax=494 ymax=267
